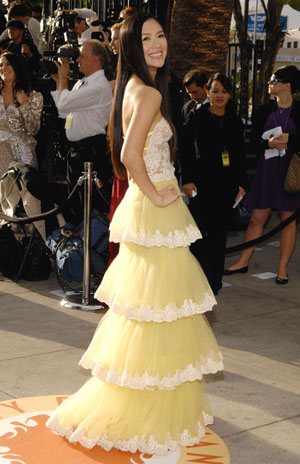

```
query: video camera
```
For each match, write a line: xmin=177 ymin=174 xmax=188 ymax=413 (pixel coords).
xmin=90 ymin=20 xmax=110 ymax=42
xmin=40 ymin=37 xmax=81 ymax=80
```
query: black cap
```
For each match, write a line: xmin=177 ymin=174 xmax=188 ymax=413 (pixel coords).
xmin=6 ymin=20 xmax=25 ymax=30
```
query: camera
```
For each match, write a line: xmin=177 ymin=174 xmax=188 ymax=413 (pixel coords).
xmin=40 ymin=32 xmax=81 ymax=80
xmin=90 ymin=20 xmax=110 ymax=42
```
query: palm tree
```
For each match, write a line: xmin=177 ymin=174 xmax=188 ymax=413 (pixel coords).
xmin=168 ymin=0 xmax=235 ymax=79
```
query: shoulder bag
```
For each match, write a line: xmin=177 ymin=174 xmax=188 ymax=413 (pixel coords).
xmin=284 ymin=152 xmax=300 ymax=194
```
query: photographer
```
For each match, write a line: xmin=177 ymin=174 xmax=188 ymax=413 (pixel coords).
xmin=73 ymin=14 xmax=93 ymax=44
xmin=4 ymin=20 xmax=40 ymax=77
xmin=6 ymin=2 xmax=42 ymax=53
xmin=50 ymin=39 xmax=113 ymax=220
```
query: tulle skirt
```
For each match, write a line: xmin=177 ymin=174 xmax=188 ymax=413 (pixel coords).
xmin=46 ymin=177 xmax=223 ymax=455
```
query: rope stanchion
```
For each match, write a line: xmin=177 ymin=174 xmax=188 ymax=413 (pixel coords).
xmin=60 ymin=163 xmax=106 ymax=311
xmin=0 ymin=182 xmax=80 ymax=224
xmin=225 ymin=208 xmax=300 ymax=254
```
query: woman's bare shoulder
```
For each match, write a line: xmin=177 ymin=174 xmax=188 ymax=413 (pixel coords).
xmin=136 ymin=84 xmax=162 ymax=106
xmin=126 ymin=77 xmax=161 ymax=105
xmin=123 ymin=78 xmax=162 ymax=129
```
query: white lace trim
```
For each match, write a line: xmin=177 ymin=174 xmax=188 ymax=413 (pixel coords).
xmin=109 ymin=224 xmax=202 ymax=247
xmin=46 ymin=411 xmax=213 ymax=455
xmin=96 ymin=293 xmax=217 ymax=323
xmin=85 ymin=355 xmax=224 ymax=391
xmin=144 ymin=117 xmax=176 ymax=183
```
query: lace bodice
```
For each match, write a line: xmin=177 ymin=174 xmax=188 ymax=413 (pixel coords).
xmin=144 ymin=117 xmax=175 ymax=182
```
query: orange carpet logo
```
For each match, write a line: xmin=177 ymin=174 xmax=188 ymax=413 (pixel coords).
xmin=0 ymin=396 xmax=230 ymax=464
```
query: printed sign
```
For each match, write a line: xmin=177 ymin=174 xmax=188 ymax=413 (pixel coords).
xmin=248 ymin=14 xmax=287 ymax=33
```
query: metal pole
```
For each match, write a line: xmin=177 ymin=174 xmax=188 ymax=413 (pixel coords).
xmin=82 ymin=161 xmax=93 ymax=304
xmin=253 ymin=0 xmax=259 ymax=45
xmin=252 ymin=0 xmax=259 ymax=117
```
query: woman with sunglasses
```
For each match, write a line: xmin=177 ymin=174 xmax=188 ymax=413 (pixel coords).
xmin=224 ymin=65 xmax=300 ymax=284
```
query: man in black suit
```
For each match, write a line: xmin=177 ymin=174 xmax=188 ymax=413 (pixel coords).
xmin=182 ymin=70 xmax=209 ymax=123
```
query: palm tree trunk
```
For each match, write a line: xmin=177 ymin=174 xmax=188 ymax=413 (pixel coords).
xmin=255 ymin=2 xmax=285 ymax=105
xmin=168 ymin=0 xmax=234 ymax=79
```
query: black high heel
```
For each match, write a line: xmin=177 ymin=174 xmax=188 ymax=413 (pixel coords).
xmin=275 ymin=276 xmax=289 ymax=285
xmin=223 ymin=266 xmax=248 ymax=276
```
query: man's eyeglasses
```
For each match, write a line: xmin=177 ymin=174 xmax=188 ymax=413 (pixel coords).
xmin=268 ymin=77 xmax=286 ymax=85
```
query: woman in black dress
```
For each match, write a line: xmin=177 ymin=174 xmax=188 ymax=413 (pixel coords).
xmin=181 ymin=73 xmax=246 ymax=294
xmin=225 ymin=65 xmax=300 ymax=284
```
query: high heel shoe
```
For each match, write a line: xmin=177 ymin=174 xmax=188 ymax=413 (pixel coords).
xmin=223 ymin=266 xmax=248 ymax=275
xmin=275 ymin=276 xmax=289 ymax=285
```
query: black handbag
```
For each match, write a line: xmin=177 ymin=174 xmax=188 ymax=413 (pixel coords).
xmin=0 ymin=225 xmax=23 ymax=278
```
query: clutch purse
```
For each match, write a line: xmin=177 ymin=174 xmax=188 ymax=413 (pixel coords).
xmin=284 ymin=152 xmax=300 ymax=194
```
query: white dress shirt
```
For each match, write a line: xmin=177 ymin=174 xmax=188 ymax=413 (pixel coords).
xmin=51 ymin=69 xmax=112 ymax=142
xmin=78 ymin=26 xmax=93 ymax=44
xmin=74 ymin=8 xmax=98 ymax=24
xmin=28 ymin=17 xmax=42 ymax=53
xmin=196 ymin=97 xmax=210 ymax=110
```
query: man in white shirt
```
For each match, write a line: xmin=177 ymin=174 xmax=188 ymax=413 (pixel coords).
xmin=73 ymin=15 xmax=93 ymax=44
xmin=51 ymin=39 xmax=113 ymax=218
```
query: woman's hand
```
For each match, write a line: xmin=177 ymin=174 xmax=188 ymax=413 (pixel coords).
xmin=16 ymin=90 xmax=28 ymax=106
xmin=268 ymin=134 xmax=288 ymax=150
xmin=153 ymin=184 xmax=184 ymax=207
xmin=182 ymin=182 xmax=197 ymax=198
xmin=21 ymin=44 xmax=32 ymax=58
xmin=236 ymin=186 xmax=246 ymax=201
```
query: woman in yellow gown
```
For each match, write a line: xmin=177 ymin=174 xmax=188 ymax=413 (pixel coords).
xmin=46 ymin=13 xmax=223 ymax=455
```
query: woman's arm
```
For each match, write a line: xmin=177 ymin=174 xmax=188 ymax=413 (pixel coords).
xmin=251 ymin=102 xmax=287 ymax=151
xmin=121 ymin=86 xmax=182 ymax=207
xmin=180 ymin=111 xmax=199 ymax=196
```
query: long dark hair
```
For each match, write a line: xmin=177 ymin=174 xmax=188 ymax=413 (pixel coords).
xmin=108 ymin=14 xmax=175 ymax=179
xmin=0 ymin=52 xmax=31 ymax=95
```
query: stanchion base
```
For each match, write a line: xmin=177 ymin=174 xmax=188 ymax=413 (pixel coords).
xmin=60 ymin=291 xmax=107 ymax=311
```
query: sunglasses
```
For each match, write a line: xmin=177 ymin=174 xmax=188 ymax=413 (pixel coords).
xmin=268 ymin=77 xmax=286 ymax=85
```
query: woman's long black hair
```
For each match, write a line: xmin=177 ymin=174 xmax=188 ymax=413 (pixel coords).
xmin=0 ymin=52 xmax=31 ymax=95
xmin=108 ymin=14 xmax=175 ymax=179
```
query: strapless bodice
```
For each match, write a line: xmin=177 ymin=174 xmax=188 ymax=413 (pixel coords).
xmin=144 ymin=117 xmax=175 ymax=182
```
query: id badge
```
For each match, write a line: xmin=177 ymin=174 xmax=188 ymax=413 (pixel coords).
xmin=222 ymin=151 xmax=230 ymax=167
xmin=65 ymin=114 xmax=73 ymax=129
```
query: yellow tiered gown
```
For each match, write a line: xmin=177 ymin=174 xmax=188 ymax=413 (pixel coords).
xmin=46 ymin=117 xmax=224 ymax=455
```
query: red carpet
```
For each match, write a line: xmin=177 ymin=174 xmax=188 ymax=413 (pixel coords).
xmin=0 ymin=396 xmax=230 ymax=463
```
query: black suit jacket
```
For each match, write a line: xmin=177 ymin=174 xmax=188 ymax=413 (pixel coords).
xmin=181 ymin=101 xmax=247 ymax=211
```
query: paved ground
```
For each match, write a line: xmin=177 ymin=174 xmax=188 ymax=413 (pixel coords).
xmin=0 ymin=213 xmax=299 ymax=464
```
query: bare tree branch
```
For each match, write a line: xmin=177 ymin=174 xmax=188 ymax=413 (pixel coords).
xmin=260 ymin=0 xmax=268 ymax=15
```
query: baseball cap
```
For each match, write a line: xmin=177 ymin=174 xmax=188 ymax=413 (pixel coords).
xmin=6 ymin=20 xmax=25 ymax=30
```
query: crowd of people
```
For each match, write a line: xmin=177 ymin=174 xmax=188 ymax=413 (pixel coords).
xmin=0 ymin=1 xmax=300 ymax=291
xmin=0 ymin=2 xmax=300 ymax=458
